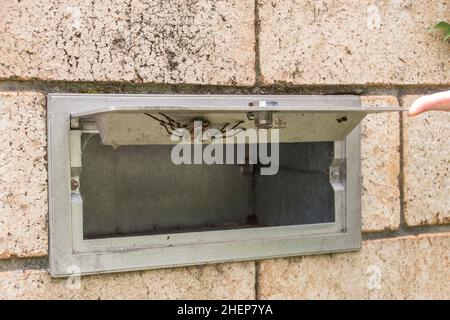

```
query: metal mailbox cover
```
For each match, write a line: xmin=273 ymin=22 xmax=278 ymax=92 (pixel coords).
xmin=47 ymin=94 xmax=399 ymax=277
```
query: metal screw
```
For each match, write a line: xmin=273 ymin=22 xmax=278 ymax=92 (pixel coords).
xmin=70 ymin=117 xmax=80 ymax=129
xmin=331 ymin=170 xmax=340 ymax=181
xmin=246 ymin=112 xmax=255 ymax=120
xmin=248 ymin=101 xmax=278 ymax=129
xmin=71 ymin=179 xmax=79 ymax=191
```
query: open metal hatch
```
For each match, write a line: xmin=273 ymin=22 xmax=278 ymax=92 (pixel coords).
xmin=48 ymin=94 xmax=402 ymax=277
xmin=71 ymin=95 xmax=388 ymax=145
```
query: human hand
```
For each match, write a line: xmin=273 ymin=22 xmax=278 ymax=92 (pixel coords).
xmin=409 ymin=90 xmax=450 ymax=116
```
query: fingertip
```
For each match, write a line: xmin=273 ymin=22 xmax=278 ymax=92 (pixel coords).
xmin=407 ymin=109 xmax=418 ymax=117
xmin=408 ymin=99 xmax=424 ymax=117
xmin=408 ymin=91 xmax=450 ymax=116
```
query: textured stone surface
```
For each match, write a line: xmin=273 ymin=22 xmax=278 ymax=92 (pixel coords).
xmin=257 ymin=233 xmax=450 ymax=299
xmin=0 ymin=92 xmax=47 ymax=259
xmin=258 ymin=0 xmax=450 ymax=85
xmin=0 ymin=0 xmax=255 ymax=85
xmin=402 ymin=95 xmax=450 ymax=226
xmin=0 ymin=262 xmax=255 ymax=299
xmin=360 ymin=96 xmax=400 ymax=231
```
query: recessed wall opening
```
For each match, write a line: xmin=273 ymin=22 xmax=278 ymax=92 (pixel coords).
xmin=80 ymin=133 xmax=335 ymax=239
xmin=48 ymin=94 xmax=379 ymax=276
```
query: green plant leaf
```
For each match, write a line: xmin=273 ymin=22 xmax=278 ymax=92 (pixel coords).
xmin=430 ymin=21 xmax=450 ymax=42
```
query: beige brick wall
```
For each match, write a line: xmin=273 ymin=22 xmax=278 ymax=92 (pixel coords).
xmin=0 ymin=0 xmax=255 ymax=85
xmin=0 ymin=92 xmax=47 ymax=259
xmin=360 ymin=96 xmax=400 ymax=232
xmin=401 ymin=95 xmax=450 ymax=226
xmin=258 ymin=0 xmax=450 ymax=85
xmin=0 ymin=0 xmax=449 ymax=300
xmin=0 ymin=262 xmax=256 ymax=299
xmin=257 ymin=233 xmax=450 ymax=299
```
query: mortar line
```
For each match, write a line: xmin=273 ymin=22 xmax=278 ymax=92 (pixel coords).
xmin=0 ymin=257 xmax=48 ymax=272
xmin=398 ymin=96 xmax=408 ymax=230
xmin=254 ymin=261 xmax=260 ymax=300
xmin=0 ymin=79 xmax=449 ymax=95
xmin=362 ymin=223 xmax=450 ymax=240
xmin=253 ymin=0 xmax=262 ymax=89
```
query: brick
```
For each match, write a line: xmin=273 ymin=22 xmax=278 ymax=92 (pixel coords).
xmin=402 ymin=95 xmax=450 ymax=226
xmin=257 ymin=233 xmax=450 ymax=299
xmin=258 ymin=0 xmax=450 ymax=85
xmin=0 ymin=92 xmax=47 ymax=259
xmin=0 ymin=261 xmax=255 ymax=299
xmin=360 ymin=96 xmax=400 ymax=232
xmin=0 ymin=0 xmax=255 ymax=85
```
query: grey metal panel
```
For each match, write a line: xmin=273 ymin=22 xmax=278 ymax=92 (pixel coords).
xmin=47 ymin=110 xmax=75 ymax=275
xmin=63 ymin=232 xmax=359 ymax=277
xmin=82 ymin=112 xmax=365 ymax=145
xmin=62 ymin=94 xmax=403 ymax=145
xmin=344 ymin=126 xmax=362 ymax=241
xmin=69 ymin=94 xmax=365 ymax=116
xmin=65 ymin=94 xmax=403 ymax=116
xmin=255 ymin=143 xmax=335 ymax=226
xmin=47 ymin=94 xmax=363 ymax=277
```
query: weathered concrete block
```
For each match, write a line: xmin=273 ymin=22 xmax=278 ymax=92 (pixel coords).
xmin=402 ymin=95 xmax=450 ymax=226
xmin=360 ymin=96 xmax=400 ymax=232
xmin=257 ymin=232 xmax=450 ymax=299
xmin=0 ymin=0 xmax=255 ymax=85
xmin=0 ymin=261 xmax=255 ymax=299
xmin=258 ymin=0 xmax=450 ymax=85
xmin=0 ymin=92 xmax=47 ymax=259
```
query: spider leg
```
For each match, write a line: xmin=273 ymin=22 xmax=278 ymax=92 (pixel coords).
xmin=159 ymin=113 xmax=181 ymax=127
xmin=146 ymin=113 xmax=183 ymax=138
xmin=145 ymin=113 xmax=171 ymax=126
xmin=220 ymin=122 xmax=230 ymax=133
xmin=229 ymin=120 xmax=245 ymax=130
xmin=159 ymin=123 xmax=173 ymax=135
xmin=223 ymin=127 xmax=245 ymax=139
xmin=219 ymin=120 xmax=245 ymax=138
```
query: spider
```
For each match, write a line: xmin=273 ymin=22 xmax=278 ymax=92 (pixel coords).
xmin=145 ymin=113 xmax=245 ymax=141
xmin=145 ymin=113 xmax=208 ymax=136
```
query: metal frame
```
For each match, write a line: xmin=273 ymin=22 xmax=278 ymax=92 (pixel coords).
xmin=48 ymin=94 xmax=363 ymax=277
